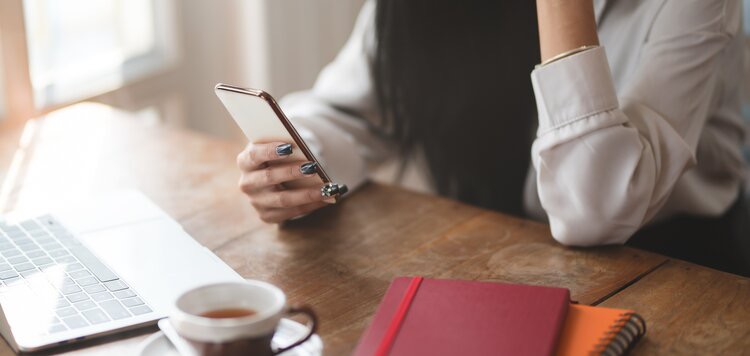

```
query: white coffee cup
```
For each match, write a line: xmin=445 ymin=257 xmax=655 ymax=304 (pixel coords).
xmin=170 ymin=280 xmax=317 ymax=356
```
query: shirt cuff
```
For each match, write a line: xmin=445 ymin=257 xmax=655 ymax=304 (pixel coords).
xmin=531 ymin=46 xmax=619 ymax=135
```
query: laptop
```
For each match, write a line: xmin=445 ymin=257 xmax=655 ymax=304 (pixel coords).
xmin=0 ymin=191 xmax=243 ymax=352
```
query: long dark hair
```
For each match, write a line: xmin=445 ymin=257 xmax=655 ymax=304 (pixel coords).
xmin=374 ymin=0 xmax=540 ymax=216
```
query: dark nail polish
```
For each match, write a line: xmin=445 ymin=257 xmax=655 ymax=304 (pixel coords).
xmin=300 ymin=162 xmax=318 ymax=175
xmin=321 ymin=183 xmax=337 ymax=197
xmin=276 ymin=143 xmax=292 ymax=156
xmin=320 ymin=183 xmax=347 ymax=197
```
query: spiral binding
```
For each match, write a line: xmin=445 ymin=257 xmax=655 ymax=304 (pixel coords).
xmin=591 ymin=312 xmax=647 ymax=356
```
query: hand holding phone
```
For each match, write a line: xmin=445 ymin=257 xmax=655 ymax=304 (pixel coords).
xmin=235 ymin=141 xmax=341 ymax=223
xmin=215 ymin=84 xmax=347 ymax=223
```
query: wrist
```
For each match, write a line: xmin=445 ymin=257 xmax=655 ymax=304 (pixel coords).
xmin=536 ymin=0 xmax=599 ymax=62
xmin=536 ymin=0 xmax=592 ymax=6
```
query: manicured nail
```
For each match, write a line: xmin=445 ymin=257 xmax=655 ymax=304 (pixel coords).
xmin=300 ymin=162 xmax=318 ymax=175
xmin=320 ymin=183 xmax=347 ymax=197
xmin=323 ymin=196 xmax=336 ymax=204
xmin=276 ymin=143 xmax=292 ymax=156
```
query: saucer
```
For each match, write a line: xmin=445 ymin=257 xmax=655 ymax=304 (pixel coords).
xmin=138 ymin=318 xmax=323 ymax=356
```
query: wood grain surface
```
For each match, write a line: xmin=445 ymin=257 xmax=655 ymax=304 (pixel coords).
xmin=216 ymin=187 xmax=668 ymax=355
xmin=600 ymin=260 xmax=750 ymax=355
xmin=0 ymin=103 xmax=747 ymax=355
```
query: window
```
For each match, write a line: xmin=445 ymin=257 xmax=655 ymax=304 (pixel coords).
xmin=22 ymin=0 xmax=177 ymax=107
xmin=743 ymin=0 xmax=750 ymax=121
xmin=0 ymin=36 xmax=5 ymax=121
xmin=743 ymin=0 xmax=750 ymax=195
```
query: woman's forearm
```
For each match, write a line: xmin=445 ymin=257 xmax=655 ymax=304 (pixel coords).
xmin=536 ymin=0 xmax=599 ymax=62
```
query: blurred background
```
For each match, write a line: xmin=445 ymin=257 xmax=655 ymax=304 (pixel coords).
xmin=0 ymin=0 xmax=748 ymax=194
xmin=0 ymin=0 xmax=365 ymax=138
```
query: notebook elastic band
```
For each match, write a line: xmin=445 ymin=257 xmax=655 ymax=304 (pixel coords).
xmin=375 ymin=276 xmax=424 ymax=356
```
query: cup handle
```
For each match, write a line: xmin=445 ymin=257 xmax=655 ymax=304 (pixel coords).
xmin=272 ymin=305 xmax=318 ymax=355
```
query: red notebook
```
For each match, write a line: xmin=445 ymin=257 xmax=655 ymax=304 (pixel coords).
xmin=354 ymin=277 xmax=570 ymax=356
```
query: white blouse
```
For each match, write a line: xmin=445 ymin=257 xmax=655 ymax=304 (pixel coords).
xmin=280 ymin=0 xmax=746 ymax=246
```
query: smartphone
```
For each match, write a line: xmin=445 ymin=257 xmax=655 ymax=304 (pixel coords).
xmin=215 ymin=83 xmax=337 ymax=193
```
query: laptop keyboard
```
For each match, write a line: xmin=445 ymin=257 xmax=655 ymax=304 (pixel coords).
xmin=0 ymin=215 xmax=152 ymax=335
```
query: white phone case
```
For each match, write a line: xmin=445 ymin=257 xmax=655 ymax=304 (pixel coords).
xmin=215 ymin=84 xmax=332 ymax=190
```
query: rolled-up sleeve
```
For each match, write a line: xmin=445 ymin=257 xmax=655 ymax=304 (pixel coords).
xmin=531 ymin=0 xmax=740 ymax=246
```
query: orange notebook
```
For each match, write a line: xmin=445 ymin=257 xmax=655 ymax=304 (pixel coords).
xmin=556 ymin=304 xmax=646 ymax=356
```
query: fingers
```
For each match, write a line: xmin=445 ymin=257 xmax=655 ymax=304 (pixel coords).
xmin=245 ymin=183 xmax=345 ymax=224
xmin=239 ymin=161 xmax=319 ymax=193
xmin=236 ymin=142 xmax=293 ymax=171
xmin=256 ymin=201 xmax=328 ymax=224
xmin=249 ymin=185 xmax=331 ymax=209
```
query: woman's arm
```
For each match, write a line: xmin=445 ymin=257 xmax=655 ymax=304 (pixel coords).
xmin=236 ymin=0 xmax=391 ymax=223
xmin=281 ymin=0 xmax=392 ymax=191
xmin=536 ymin=0 xmax=599 ymax=61
xmin=530 ymin=0 xmax=743 ymax=245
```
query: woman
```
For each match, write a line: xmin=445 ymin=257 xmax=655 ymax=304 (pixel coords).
xmin=236 ymin=0 xmax=748 ymax=275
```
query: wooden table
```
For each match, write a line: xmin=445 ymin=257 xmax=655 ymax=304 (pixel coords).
xmin=0 ymin=103 xmax=748 ymax=355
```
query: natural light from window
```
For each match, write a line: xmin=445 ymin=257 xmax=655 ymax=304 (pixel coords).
xmin=23 ymin=0 xmax=174 ymax=108
xmin=0 ymin=31 xmax=5 ymax=120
